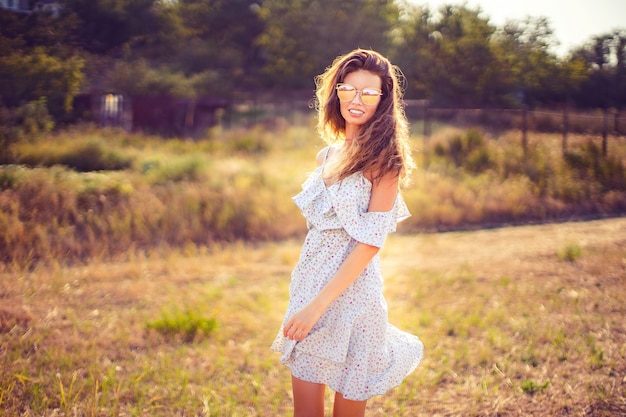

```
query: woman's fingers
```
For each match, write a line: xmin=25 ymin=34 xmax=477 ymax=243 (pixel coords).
xmin=283 ymin=320 xmax=309 ymax=341
xmin=283 ymin=318 xmax=294 ymax=337
xmin=283 ymin=307 xmax=318 ymax=340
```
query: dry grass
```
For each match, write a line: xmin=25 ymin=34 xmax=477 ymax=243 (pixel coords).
xmin=1 ymin=218 xmax=625 ymax=416
xmin=1 ymin=122 xmax=626 ymax=266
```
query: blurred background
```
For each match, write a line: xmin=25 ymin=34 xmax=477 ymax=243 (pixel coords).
xmin=1 ymin=0 xmax=626 ymax=266
xmin=1 ymin=0 xmax=625 ymax=137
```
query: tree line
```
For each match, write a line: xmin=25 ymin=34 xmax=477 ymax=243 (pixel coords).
xmin=1 ymin=0 xmax=625 ymax=126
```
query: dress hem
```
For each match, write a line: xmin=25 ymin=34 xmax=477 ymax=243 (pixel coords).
xmin=286 ymin=361 xmax=403 ymax=402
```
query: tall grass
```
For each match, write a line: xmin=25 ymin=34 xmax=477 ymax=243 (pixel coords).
xmin=1 ymin=120 xmax=625 ymax=267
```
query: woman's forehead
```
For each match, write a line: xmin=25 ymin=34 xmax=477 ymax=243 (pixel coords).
xmin=343 ymin=70 xmax=382 ymax=88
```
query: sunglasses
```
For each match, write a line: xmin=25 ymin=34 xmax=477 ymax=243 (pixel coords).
xmin=336 ymin=83 xmax=383 ymax=106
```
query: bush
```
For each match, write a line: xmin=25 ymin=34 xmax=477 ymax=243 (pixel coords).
xmin=0 ymin=98 xmax=55 ymax=161
xmin=58 ymin=140 xmax=133 ymax=172
xmin=0 ymin=48 xmax=84 ymax=120
xmin=433 ymin=128 xmax=493 ymax=173
xmin=564 ymin=141 xmax=626 ymax=191
xmin=5 ymin=135 xmax=133 ymax=172
xmin=142 ymin=155 xmax=207 ymax=183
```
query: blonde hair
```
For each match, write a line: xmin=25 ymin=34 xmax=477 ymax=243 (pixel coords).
xmin=314 ymin=49 xmax=415 ymax=188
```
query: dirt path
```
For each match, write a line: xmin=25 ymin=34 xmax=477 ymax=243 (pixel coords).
xmin=385 ymin=217 xmax=626 ymax=274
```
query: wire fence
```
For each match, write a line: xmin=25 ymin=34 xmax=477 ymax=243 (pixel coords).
xmin=405 ymin=101 xmax=625 ymax=156
xmin=91 ymin=89 xmax=626 ymax=154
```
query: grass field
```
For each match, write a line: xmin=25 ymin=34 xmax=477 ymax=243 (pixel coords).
xmin=2 ymin=121 xmax=625 ymax=266
xmin=1 ymin=217 xmax=625 ymax=416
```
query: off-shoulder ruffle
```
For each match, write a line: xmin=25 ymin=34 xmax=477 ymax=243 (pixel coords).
xmin=292 ymin=167 xmax=410 ymax=248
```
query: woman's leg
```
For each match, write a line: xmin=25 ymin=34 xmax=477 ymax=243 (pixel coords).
xmin=332 ymin=392 xmax=367 ymax=417
xmin=292 ymin=375 xmax=326 ymax=417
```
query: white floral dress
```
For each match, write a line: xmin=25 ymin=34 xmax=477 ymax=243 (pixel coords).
xmin=271 ymin=154 xmax=424 ymax=401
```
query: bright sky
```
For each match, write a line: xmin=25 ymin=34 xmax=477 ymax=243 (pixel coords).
xmin=412 ymin=0 xmax=626 ymax=56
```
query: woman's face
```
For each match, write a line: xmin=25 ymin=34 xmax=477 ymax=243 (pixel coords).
xmin=338 ymin=70 xmax=382 ymax=137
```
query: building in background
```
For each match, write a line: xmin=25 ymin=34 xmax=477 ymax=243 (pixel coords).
xmin=0 ymin=0 xmax=30 ymax=13
xmin=0 ymin=0 xmax=62 ymax=16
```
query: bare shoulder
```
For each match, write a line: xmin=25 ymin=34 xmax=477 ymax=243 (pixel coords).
xmin=368 ymin=171 xmax=399 ymax=212
xmin=315 ymin=146 xmax=331 ymax=167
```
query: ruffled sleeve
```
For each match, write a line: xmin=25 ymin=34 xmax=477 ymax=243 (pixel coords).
xmin=293 ymin=169 xmax=411 ymax=249
xmin=328 ymin=174 xmax=410 ymax=248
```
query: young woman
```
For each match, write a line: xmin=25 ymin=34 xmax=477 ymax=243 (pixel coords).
xmin=271 ymin=49 xmax=424 ymax=417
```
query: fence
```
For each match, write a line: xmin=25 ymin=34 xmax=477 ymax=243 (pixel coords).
xmin=407 ymin=101 xmax=625 ymax=156
xmin=95 ymin=89 xmax=625 ymax=152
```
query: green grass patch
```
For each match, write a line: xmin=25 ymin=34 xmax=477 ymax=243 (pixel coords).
xmin=146 ymin=309 xmax=218 ymax=342
xmin=557 ymin=242 xmax=582 ymax=262
xmin=521 ymin=379 xmax=550 ymax=395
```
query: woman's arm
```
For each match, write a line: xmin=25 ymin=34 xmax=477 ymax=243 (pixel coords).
xmin=283 ymin=172 xmax=399 ymax=341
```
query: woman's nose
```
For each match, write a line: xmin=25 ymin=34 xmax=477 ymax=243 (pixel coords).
xmin=350 ymin=91 xmax=364 ymax=104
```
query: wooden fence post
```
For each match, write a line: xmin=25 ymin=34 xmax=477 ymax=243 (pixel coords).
xmin=522 ymin=105 xmax=528 ymax=157
xmin=562 ymin=104 xmax=569 ymax=155
xmin=602 ymin=108 xmax=608 ymax=156
xmin=423 ymin=101 xmax=430 ymax=166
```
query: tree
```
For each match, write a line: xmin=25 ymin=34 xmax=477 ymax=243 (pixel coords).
xmin=165 ymin=0 xmax=265 ymax=88
xmin=62 ymin=0 xmax=160 ymax=55
xmin=391 ymin=3 xmax=507 ymax=106
xmin=256 ymin=0 xmax=399 ymax=89
xmin=568 ymin=29 xmax=626 ymax=108
xmin=388 ymin=2 xmax=439 ymax=100
xmin=0 ymin=8 xmax=84 ymax=119
xmin=92 ymin=0 xmax=265 ymax=97
xmin=0 ymin=47 xmax=84 ymax=119
xmin=493 ymin=16 xmax=562 ymax=106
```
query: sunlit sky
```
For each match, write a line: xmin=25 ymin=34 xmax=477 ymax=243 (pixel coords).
xmin=412 ymin=0 xmax=626 ymax=56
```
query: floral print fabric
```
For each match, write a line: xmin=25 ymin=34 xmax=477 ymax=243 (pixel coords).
xmin=271 ymin=164 xmax=424 ymax=401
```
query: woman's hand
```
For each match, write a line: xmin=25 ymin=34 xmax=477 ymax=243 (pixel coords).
xmin=283 ymin=303 xmax=323 ymax=342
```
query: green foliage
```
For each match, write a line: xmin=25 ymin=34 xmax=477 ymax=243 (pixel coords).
xmin=257 ymin=0 xmax=399 ymax=88
xmin=63 ymin=0 xmax=160 ymax=54
xmin=0 ymin=165 xmax=25 ymax=190
xmin=586 ymin=336 xmax=605 ymax=369
xmin=0 ymin=7 xmax=80 ymax=57
xmin=227 ymin=127 xmax=273 ymax=154
xmin=564 ymin=141 xmax=626 ymax=191
xmin=59 ymin=140 xmax=133 ymax=172
xmin=104 ymin=59 xmax=223 ymax=98
xmin=146 ymin=309 xmax=218 ymax=342
xmin=0 ymin=47 xmax=84 ymax=119
xmin=142 ymin=154 xmax=206 ymax=183
xmin=0 ymin=98 xmax=54 ymax=155
xmin=557 ymin=242 xmax=582 ymax=262
xmin=521 ymin=379 xmax=550 ymax=395
xmin=8 ymin=137 xmax=133 ymax=172
xmin=433 ymin=128 xmax=493 ymax=173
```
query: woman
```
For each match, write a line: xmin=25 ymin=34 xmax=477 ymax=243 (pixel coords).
xmin=271 ymin=49 xmax=424 ymax=417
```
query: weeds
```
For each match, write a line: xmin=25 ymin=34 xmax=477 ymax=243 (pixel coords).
xmin=146 ymin=309 xmax=218 ymax=342
xmin=521 ymin=379 xmax=550 ymax=395
xmin=57 ymin=372 xmax=82 ymax=414
xmin=558 ymin=242 xmax=583 ymax=262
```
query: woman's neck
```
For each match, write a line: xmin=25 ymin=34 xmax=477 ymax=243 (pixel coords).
xmin=345 ymin=125 xmax=359 ymax=143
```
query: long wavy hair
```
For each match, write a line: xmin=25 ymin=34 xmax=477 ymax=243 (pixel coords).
xmin=314 ymin=49 xmax=415 ymax=188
